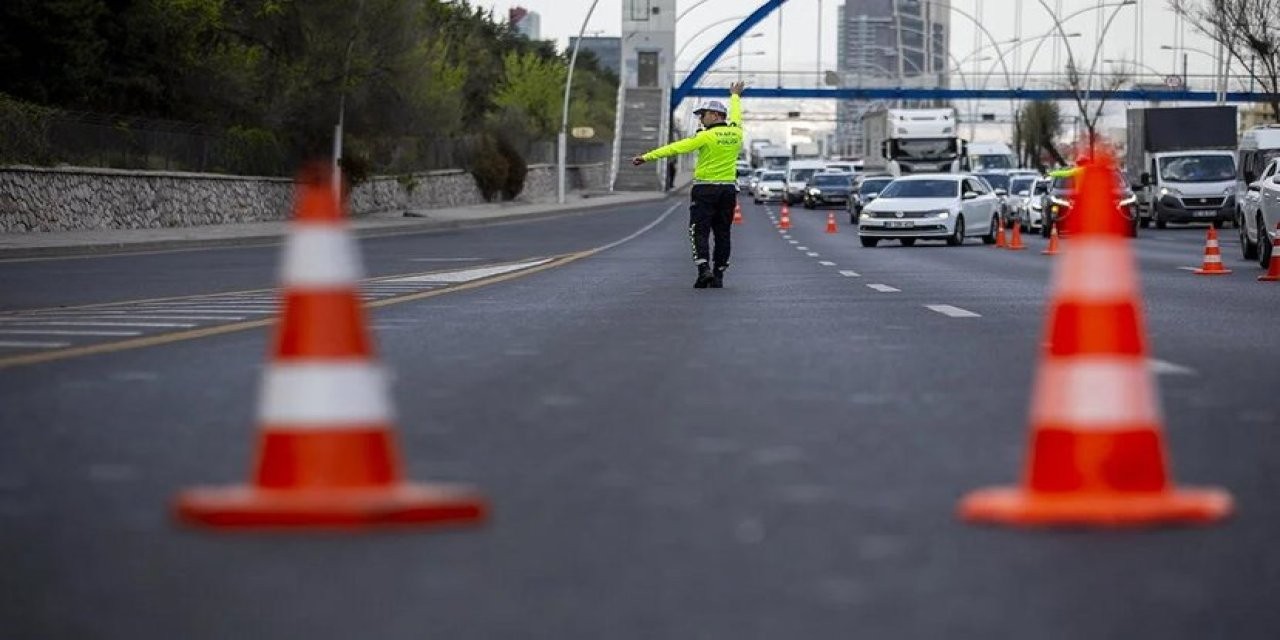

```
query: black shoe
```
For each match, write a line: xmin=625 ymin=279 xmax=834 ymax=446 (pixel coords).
xmin=710 ymin=267 xmax=725 ymax=288
xmin=694 ymin=266 xmax=714 ymax=289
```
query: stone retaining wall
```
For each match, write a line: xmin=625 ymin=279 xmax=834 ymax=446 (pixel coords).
xmin=0 ymin=162 xmax=609 ymax=232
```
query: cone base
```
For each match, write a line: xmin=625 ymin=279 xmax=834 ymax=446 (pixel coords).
xmin=958 ymin=485 xmax=1232 ymax=528
xmin=1193 ymin=268 xmax=1232 ymax=275
xmin=1258 ymin=274 xmax=1280 ymax=281
xmin=175 ymin=482 xmax=487 ymax=530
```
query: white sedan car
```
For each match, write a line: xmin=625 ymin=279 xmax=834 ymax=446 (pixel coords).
xmin=857 ymin=174 xmax=1002 ymax=247
xmin=752 ymin=170 xmax=787 ymax=204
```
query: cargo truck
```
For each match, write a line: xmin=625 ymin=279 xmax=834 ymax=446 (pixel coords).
xmin=862 ymin=107 xmax=966 ymax=176
xmin=1125 ymin=106 xmax=1238 ymax=229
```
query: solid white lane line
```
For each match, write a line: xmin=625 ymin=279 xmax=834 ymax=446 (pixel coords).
xmin=806 ymin=252 xmax=820 ymax=257
xmin=797 ymin=246 xmax=809 ymax=250
xmin=0 ymin=329 xmax=143 ymax=336
xmin=384 ymin=258 xmax=553 ymax=283
xmin=0 ymin=315 xmax=246 ymax=322
xmin=407 ymin=257 xmax=486 ymax=262
xmin=839 ymin=270 xmax=861 ymax=277
xmin=926 ymin=304 xmax=981 ymax=318
xmin=0 ymin=321 xmax=197 ymax=328
xmin=0 ymin=340 xmax=71 ymax=348
xmin=118 ymin=308 xmax=275 ymax=314
xmin=1148 ymin=359 xmax=1196 ymax=376
xmin=867 ymin=284 xmax=901 ymax=293
xmin=818 ymin=261 xmax=836 ymax=266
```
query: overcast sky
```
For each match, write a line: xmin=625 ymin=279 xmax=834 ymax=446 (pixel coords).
xmin=487 ymin=1 xmax=1236 ymax=143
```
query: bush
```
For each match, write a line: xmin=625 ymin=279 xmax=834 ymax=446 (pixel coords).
xmin=217 ymin=126 xmax=287 ymax=176
xmin=495 ymin=134 xmax=526 ymax=200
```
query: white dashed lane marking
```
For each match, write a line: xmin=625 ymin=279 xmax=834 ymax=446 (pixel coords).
xmin=797 ymin=246 xmax=809 ymax=251
xmin=806 ymin=252 xmax=820 ymax=257
xmin=1149 ymin=359 xmax=1196 ymax=375
xmin=839 ymin=270 xmax=861 ymax=277
xmin=926 ymin=304 xmax=981 ymax=318
xmin=0 ymin=340 xmax=71 ymax=348
xmin=866 ymin=284 xmax=901 ymax=293
xmin=819 ymin=261 xmax=836 ymax=266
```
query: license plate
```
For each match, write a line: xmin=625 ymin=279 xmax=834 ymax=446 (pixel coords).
xmin=886 ymin=220 xmax=915 ymax=228
xmin=1194 ymin=211 xmax=1217 ymax=217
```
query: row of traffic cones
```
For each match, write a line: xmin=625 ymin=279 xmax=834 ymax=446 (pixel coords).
xmin=175 ymin=158 xmax=1243 ymax=534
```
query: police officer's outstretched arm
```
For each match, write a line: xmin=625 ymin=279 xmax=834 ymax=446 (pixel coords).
xmin=632 ymin=130 xmax=708 ymax=166
xmin=729 ymin=81 xmax=744 ymax=126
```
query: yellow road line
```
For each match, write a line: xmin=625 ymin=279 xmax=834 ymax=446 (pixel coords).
xmin=0 ymin=250 xmax=598 ymax=369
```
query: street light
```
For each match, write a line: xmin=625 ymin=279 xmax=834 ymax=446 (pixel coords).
xmin=674 ymin=15 xmax=750 ymax=66
xmin=557 ymin=0 xmax=600 ymax=205
xmin=1103 ymin=58 xmax=1168 ymax=80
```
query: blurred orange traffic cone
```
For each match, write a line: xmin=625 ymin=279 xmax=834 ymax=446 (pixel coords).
xmin=1192 ymin=226 xmax=1232 ymax=275
xmin=779 ymin=203 xmax=791 ymax=230
xmin=958 ymin=150 xmax=1232 ymax=528
xmin=175 ymin=164 xmax=487 ymax=530
xmin=995 ymin=216 xmax=1007 ymax=248
xmin=1041 ymin=223 xmax=1061 ymax=256
xmin=1007 ymin=219 xmax=1026 ymax=250
xmin=733 ymin=201 xmax=743 ymax=225
xmin=825 ymin=211 xmax=838 ymax=234
xmin=1259 ymin=223 xmax=1280 ymax=282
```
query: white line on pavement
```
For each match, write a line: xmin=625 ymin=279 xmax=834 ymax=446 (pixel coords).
xmin=788 ymin=240 xmax=799 ymax=244
xmin=818 ymin=261 xmax=836 ymax=266
xmin=383 ymin=258 xmax=553 ymax=283
xmin=1176 ymin=266 xmax=1199 ymax=272
xmin=120 ymin=308 xmax=275 ymax=314
xmin=1148 ymin=359 xmax=1196 ymax=375
xmin=0 ymin=315 xmax=245 ymax=322
xmin=839 ymin=270 xmax=861 ymax=277
xmin=806 ymin=252 xmax=820 ymax=257
xmin=926 ymin=304 xmax=981 ymax=318
xmin=866 ymin=284 xmax=901 ymax=293
xmin=797 ymin=246 xmax=809 ymax=250
xmin=0 ymin=321 xmax=197 ymax=328
xmin=0 ymin=329 xmax=143 ymax=336
xmin=0 ymin=340 xmax=71 ymax=348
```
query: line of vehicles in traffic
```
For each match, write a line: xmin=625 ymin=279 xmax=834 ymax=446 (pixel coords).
xmin=735 ymin=105 xmax=1279 ymax=268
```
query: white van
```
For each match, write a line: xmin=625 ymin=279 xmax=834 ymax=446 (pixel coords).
xmin=966 ymin=142 xmax=1017 ymax=171
xmin=784 ymin=159 xmax=828 ymax=204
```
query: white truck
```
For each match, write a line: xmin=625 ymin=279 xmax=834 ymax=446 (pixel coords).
xmin=1126 ymin=106 xmax=1238 ymax=229
xmin=862 ymin=107 xmax=966 ymax=176
xmin=753 ymin=145 xmax=791 ymax=171
xmin=966 ymin=142 xmax=1017 ymax=171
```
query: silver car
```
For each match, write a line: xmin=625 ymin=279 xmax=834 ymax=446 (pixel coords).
xmin=753 ymin=170 xmax=787 ymax=204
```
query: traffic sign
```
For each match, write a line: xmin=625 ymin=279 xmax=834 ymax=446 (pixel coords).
xmin=1164 ymin=75 xmax=1184 ymax=88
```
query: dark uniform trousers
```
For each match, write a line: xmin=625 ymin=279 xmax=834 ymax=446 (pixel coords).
xmin=688 ymin=183 xmax=737 ymax=269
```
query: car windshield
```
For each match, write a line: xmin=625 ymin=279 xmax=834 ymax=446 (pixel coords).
xmin=1010 ymin=177 xmax=1036 ymax=194
xmin=1158 ymin=155 xmax=1236 ymax=182
xmin=977 ymin=173 xmax=1011 ymax=190
xmin=878 ymin=179 xmax=958 ymax=199
xmin=737 ymin=167 xmax=751 ymax=177
xmin=893 ymin=138 xmax=957 ymax=160
xmin=789 ymin=168 xmax=819 ymax=183
xmin=974 ymin=154 xmax=1014 ymax=170
xmin=1033 ymin=180 xmax=1049 ymax=194
xmin=761 ymin=172 xmax=785 ymax=182
xmin=859 ymin=178 xmax=894 ymax=194
xmin=811 ymin=174 xmax=849 ymax=186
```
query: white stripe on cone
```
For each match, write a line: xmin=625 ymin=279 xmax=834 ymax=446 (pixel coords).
xmin=281 ymin=226 xmax=363 ymax=287
xmin=1031 ymin=357 xmax=1162 ymax=429
xmin=258 ymin=362 xmax=393 ymax=426
xmin=1204 ymin=254 xmax=1222 ymax=263
xmin=1050 ymin=238 xmax=1139 ymax=301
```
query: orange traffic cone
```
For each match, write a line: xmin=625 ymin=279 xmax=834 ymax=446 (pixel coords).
xmin=1007 ymin=219 xmax=1026 ymax=250
xmin=995 ymin=216 xmax=1007 ymax=248
xmin=732 ymin=201 xmax=744 ymax=225
xmin=825 ymin=211 xmax=838 ymax=234
xmin=1259 ymin=223 xmax=1280 ymax=282
xmin=175 ymin=164 xmax=487 ymax=530
xmin=779 ymin=203 xmax=791 ymax=230
xmin=1192 ymin=226 xmax=1232 ymax=275
xmin=958 ymin=150 xmax=1232 ymax=528
xmin=1041 ymin=223 xmax=1061 ymax=256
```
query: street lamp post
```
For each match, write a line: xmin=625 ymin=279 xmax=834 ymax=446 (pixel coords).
xmin=557 ymin=0 xmax=601 ymax=205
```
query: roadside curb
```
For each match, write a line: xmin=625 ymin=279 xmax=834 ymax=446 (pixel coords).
xmin=0 ymin=191 xmax=676 ymax=260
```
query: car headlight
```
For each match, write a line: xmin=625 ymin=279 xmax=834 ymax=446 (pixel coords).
xmin=1051 ymin=196 xmax=1071 ymax=207
xmin=1030 ymin=202 xmax=1042 ymax=210
xmin=929 ymin=210 xmax=951 ymax=219
xmin=809 ymin=188 xmax=821 ymax=195
xmin=1118 ymin=195 xmax=1136 ymax=207
xmin=1223 ymin=186 xmax=1235 ymax=195
xmin=859 ymin=213 xmax=871 ymax=220
xmin=1159 ymin=187 xmax=1181 ymax=197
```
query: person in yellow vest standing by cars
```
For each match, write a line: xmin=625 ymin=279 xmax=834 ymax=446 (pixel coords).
xmin=633 ymin=82 xmax=745 ymax=289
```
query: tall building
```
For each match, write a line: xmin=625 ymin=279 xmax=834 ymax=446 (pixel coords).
xmin=568 ymin=36 xmax=622 ymax=77
xmin=835 ymin=0 xmax=950 ymax=157
xmin=509 ymin=7 xmax=541 ymax=40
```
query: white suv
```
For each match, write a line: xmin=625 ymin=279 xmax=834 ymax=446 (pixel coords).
xmin=1239 ymin=157 xmax=1280 ymax=268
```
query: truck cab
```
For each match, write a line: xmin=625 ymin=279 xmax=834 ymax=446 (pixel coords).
xmin=863 ymin=108 xmax=966 ymax=176
xmin=1140 ymin=151 xmax=1237 ymax=228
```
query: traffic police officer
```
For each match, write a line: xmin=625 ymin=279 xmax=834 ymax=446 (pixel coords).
xmin=633 ymin=82 xmax=745 ymax=289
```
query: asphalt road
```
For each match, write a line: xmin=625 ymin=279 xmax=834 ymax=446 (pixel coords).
xmin=2 ymin=196 xmax=1278 ymax=639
